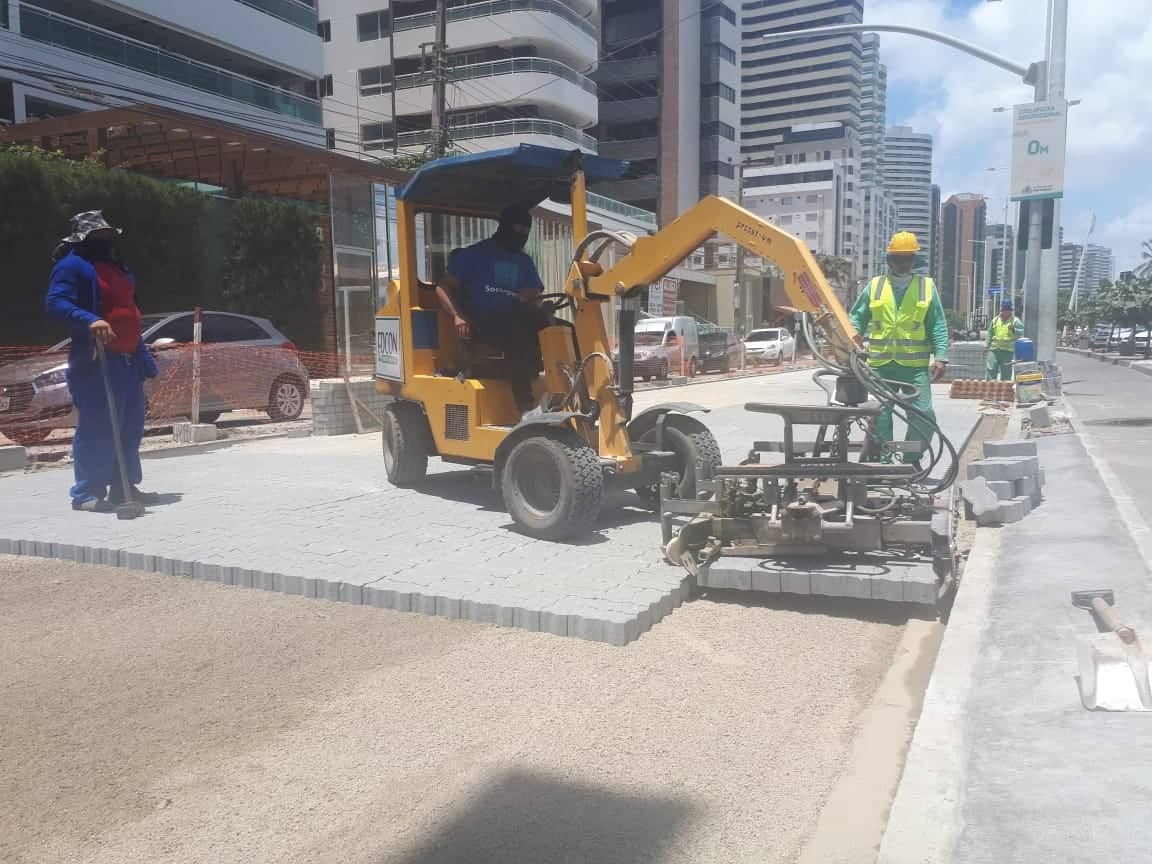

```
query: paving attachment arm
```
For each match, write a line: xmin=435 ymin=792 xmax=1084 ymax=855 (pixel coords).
xmin=596 ymin=196 xmax=961 ymax=611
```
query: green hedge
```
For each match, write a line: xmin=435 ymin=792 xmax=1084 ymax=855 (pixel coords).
xmin=0 ymin=146 xmax=325 ymax=349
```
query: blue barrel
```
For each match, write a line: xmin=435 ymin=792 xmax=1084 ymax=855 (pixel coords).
xmin=1014 ymin=337 xmax=1035 ymax=361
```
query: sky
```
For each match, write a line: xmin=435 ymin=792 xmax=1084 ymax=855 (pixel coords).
xmin=866 ymin=0 xmax=1152 ymax=272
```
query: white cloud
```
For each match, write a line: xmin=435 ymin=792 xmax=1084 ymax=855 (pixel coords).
xmin=866 ymin=0 xmax=1152 ymax=269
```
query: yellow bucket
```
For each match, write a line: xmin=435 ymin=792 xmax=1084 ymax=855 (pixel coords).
xmin=1016 ymin=372 xmax=1043 ymax=404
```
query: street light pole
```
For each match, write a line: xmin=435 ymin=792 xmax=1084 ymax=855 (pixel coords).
xmin=760 ymin=1 xmax=1069 ymax=363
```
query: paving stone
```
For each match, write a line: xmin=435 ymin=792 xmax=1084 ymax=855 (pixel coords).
xmin=1000 ymin=496 xmax=1034 ymax=524
xmin=751 ymin=565 xmax=782 ymax=593
xmin=967 ymin=457 xmax=1037 ymax=483
xmin=1015 ymin=475 xmax=1042 ymax=505
xmin=870 ymin=573 xmax=905 ymax=602
xmin=780 ymin=569 xmax=812 ymax=595
xmin=539 ymin=608 xmax=569 ymax=637
xmin=812 ymin=569 xmax=872 ymax=599
xmin=0 ymin=538 xmax=13 ymax=554
xmin=986 ymin=480 xmax=1014 ymax=501
xmin=700 ymin=559 xmax=753 ymax=590
xmin=0 ymin=445 xmax=28 ymax=472
xmin=1029 ymin=404 xmax=1052 ymax=428
xmin=336 ymin=583 xmax=364 ymax=605
xmin=435 ymin=595 xmax=462 ymax=619
xmin=983 ymin=439 xmax=1038 ymax=459
xmin=902 ymin=569 xmax=939 ymax=605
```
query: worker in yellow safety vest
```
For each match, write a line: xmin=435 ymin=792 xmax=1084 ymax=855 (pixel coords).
xmin=986 ymin=298 xmax=1024 ymax=381
xmin=848 ymin=231 xmax=950 ymax=465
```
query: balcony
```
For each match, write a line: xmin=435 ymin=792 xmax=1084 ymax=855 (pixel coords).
xmin=597 ymin=137 xmax=658 ymax=162
xmin=587 ymin=192 xmax=657 ymax=227
xmin=592 ymin=54 xmax=659 ymax=84
xmin=233 ymin=0 xmax=317 ymax=31
xmin=394 ymin=58 xmax=597 ymax=128
xmin=597 ymin=96 xmax=658 ymax=124
xmin=394 ymin=0 xmax=596 ymax=70
xmin=18 ymin=6 xmax=321 ymax=124
xmin=398 ymin=118 xmax=596 ymax=153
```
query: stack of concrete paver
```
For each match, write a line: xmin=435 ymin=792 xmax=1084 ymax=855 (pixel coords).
xmin=311 ymin=380 xmax=392 ymax=436
xmin=962 ymin=439 xmax=1044 ymax=526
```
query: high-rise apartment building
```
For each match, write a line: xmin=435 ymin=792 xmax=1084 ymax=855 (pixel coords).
xmin=984 ymin=223 xmax=1017 ymax=297
xmin=858 ymin=33 xmax=890 ymax=280
xmin=0 ymin=0 xmax=324 ymax=142
xmin=593 ymin=0 xmax=740 ymax=224
xmin=1059 ymin=242 xmax=1115 ymax=296
xmin=939 ymin=193 xmax=987 ymax=318
xmin=883 ymin=126 xmax=935 ymax=264
xmin=318 ymin=0 xmax=598 ymax=158
xmin=738 ymin=0 xmax=863 ymax=162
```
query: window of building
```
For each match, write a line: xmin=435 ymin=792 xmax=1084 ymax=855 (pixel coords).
xmin=703 ymin=3 xmax=737 ymax=25
xmin=806 ymin=213 xmax=818 ymax=222
xmin=847 ymin=165 xmax=854 ymax=175
xmin=359 ymin=65 xmax=394 ymax=97
xmin=805 ymin=232 xmax=819 ymax=243
xmin=781 ymin=196 xmax=792 ymax=205
xmin=318 ymin=74 xmax=333 ymax=97
xmin=824 ymin=149 xmax=831 ymax=160
xmin=779 ymin=214 xmax=793 ymax=225
xmin=706 ymin=43 xmax=736 ymax=65
xmin=324 ymin=128 xmax=336 ymax=150
xmin=845 ymin=215 xmax=853 ymax=225
xmin=798 ymin=153 xmax=806 ymax=163
xmin=847 ymin=182 xmax=854 ymax=192
xmin=361 ymin=122 xmax=396 ymax=150
xmin=317 ymin=19 xmax=331 ymax=42
xmin=702 ymin=121 xmax=736 ymax=141
xmin=702 ymin=82 xmax=736 ymax=103
xmin=357 ymin=9 xmax=392 ymax=42
xmin=702 ymin=161 xmax=735 ymax=179
xmin=784 ymin=154 xmax=792 ymax=164
xmin=806 ymin=194 xmax=820 ymax=204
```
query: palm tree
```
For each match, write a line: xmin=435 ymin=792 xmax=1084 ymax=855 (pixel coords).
xmin=1137 ymin=239 xmax=1152 ymax=279
xmin=815 ymin=254 xmax=855 ymax=304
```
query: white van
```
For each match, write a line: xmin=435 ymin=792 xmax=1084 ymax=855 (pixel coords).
xmin=633 ymin=315 xmax=701 ymax=377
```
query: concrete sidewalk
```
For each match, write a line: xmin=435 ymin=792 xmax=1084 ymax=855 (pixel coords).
xmin=879 ymin=430 xmax=1152 ymax=862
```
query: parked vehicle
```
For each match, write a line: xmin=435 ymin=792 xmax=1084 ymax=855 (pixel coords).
xmin=744 ymin=327 xmax=795 ymax=365
xmin=631 ymin=315 xmax=702 ymax=379
xmin=0 ymin=311 xmax=310 ymax=446
xmin=699 ymin=329 xmax=741 ymax=373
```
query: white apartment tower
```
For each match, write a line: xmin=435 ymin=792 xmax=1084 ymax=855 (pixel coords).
xmin=739 ymin=0 xmax=863 ymax=162
xmin=883 ymin=125 xmax=935 ymax=262
xmin=0 ymin=0 xmax=324 ymax=143
xmin=317 ymin=0 xmax=598 ymax=158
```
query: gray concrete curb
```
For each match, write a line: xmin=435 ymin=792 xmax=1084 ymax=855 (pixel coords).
xmin=1058 ymin=346 xmax=1152 ymax=378
xmin=0 ymin=536 xmax=691 ymax=647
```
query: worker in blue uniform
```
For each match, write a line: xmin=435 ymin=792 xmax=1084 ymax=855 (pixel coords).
xmin=46 ymin=211 xmax=159 ymax=511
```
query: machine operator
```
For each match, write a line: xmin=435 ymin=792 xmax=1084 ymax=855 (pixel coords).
xmin=849 ymin=230 xmax=950 ymax=465
xmin=435 ymin=204 xmax=548 ymax=415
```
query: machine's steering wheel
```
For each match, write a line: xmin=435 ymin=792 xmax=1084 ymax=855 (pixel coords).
xmin=536 ymin=292 xmax=575 ymax=313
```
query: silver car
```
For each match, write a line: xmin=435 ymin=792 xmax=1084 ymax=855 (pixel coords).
xmin=0 ymin=311 xmax=310 ymax=446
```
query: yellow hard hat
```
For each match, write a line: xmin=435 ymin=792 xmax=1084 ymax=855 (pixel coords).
xmin=887 ymin=231 xmax=921 ymax=254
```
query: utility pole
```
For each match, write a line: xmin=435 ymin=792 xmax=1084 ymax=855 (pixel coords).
xmin=427 ymin=0 xmax=449 ymax=158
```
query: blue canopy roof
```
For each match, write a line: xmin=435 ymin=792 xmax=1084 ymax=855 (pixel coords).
xmin=397 ymin=145 xmax=629 ymax=218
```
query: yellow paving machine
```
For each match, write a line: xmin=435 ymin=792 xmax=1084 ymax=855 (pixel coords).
xmin=375 ymin=145 xmax=957 ymax=596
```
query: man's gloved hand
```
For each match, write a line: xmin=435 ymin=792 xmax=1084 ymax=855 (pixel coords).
xmin=930 ymin=360 xmax=948 ymax=382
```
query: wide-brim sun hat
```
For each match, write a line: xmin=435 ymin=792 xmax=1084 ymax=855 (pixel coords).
xmin=61 ymin=210 xmax=122 ymax=244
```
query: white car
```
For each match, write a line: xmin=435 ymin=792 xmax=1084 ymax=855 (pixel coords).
xmin=744 ymin=328 xmax=795 ymax=365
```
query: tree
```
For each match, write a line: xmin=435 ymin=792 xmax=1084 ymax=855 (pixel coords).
xmin=1090 ymin=278 xmax=1152 ymax=357
xmin=814 ymin=254 xmax=855 ymax=303
xmin=1137 ymin=239 xmax=1152 ymax=279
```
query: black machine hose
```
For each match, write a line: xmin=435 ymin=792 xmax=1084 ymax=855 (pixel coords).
xmin=801 ymin=313 xmax=959 ymax=494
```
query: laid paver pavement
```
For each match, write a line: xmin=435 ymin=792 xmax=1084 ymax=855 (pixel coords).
xmin=0 ymin=371 xmax=980 ymax=643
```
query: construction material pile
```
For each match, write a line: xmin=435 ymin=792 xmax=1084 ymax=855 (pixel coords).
xmin=949 ymin=379 xmax=1014 ymax=401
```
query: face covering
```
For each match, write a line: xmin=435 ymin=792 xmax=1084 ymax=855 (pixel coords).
xmin=888 ymin=256 xmax=914 ymax=276
xmin=494 ymin=206 xmax=532 ymax=251
xmin=79 ymin=237 xmax=115 ymax=261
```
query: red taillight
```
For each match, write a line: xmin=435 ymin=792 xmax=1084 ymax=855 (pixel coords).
xmin=281 ymin=340 xmax=297 ymax=351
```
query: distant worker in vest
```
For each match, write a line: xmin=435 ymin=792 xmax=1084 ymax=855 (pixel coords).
xmin=848 ymin=230 xmax=950 ymax=465
xmin=986 ymin=298 xmax=1024 ymax=381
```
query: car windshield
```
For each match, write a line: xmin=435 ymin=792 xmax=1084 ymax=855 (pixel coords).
xmin=634 ymin=333 xmax=665 ymax=346
xmin=748 ymin=329 xmax=782 ymax=342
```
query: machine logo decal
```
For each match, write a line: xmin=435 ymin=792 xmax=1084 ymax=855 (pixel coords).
xmin=375 ymin=316 xmax=404 ymax=381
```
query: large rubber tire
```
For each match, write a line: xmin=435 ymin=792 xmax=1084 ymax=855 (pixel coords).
xmin=501 ymin=430 xmax=603 ymax=540
xmin=634 ymin=418 xmax=721 ymax=506
xmin=382 ymin=401 xmax=429 ymax=487
xmin=198 ymin=411 xmax=222 ymax=424
xmin=267 ymin=375 xmax=306 ymax=421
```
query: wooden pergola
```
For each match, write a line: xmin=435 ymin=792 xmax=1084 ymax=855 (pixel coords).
xmin=0 ymin=104 xmax=408 ymax=201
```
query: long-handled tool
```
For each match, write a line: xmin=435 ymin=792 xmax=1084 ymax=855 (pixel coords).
xmin=1072 ymin=589 xmax=1152 ymax=711
xmin=96 ymin=342 xmax=145 ymax=520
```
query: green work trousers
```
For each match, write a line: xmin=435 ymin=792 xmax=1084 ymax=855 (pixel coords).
xmin=872 ymin=363 xmax=935 ymax=464
xmin=986 ymin=350 xmax=1014 ymax=381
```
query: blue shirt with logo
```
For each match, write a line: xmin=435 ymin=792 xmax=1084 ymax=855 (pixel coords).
xmin=448 ymin=238 xmax=544 ymax=318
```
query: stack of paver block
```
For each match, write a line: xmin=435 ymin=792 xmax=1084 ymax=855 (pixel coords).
xmin=311 ymin=379 xmax=393 ymax=436
xmin=0 ymin=444 xmax=27 ymax=472
xmin=962 ymin=439 xmax=1044 ymax=525
xmin=950 ymin=379 xmax=1014 ymax=401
